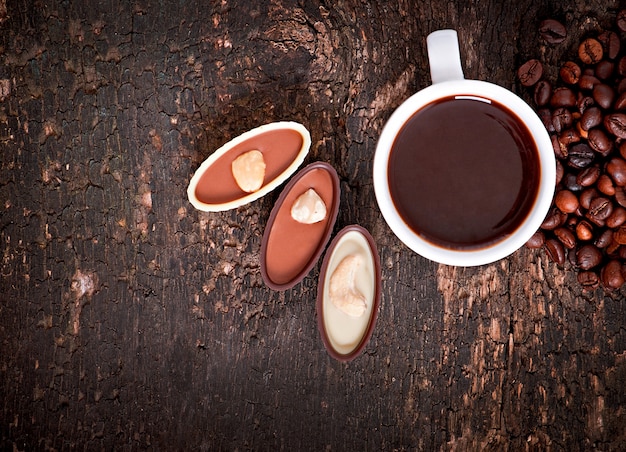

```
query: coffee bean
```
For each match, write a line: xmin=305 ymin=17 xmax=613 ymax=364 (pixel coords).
xmin=576 ymin=121 xmax=589 ymax=140
xmin=551 ymin=87 xmax=577 ymax=108
xmin=551 ymin=134 xmax=567 ymax=159
xmin=580 ymin=187 xmax=599 ymax=210
xmin=552 ymin=108 xmax=573 ymax=133
xmin=590 ymin=197 xmax=614 ymax=220
xmin=575 ymin=90 xmax=584 ymax=105
xmin=618 ymin=9 xmax=626 ymax=32
xmin=563 ymin=172 xmax=584 ymax=192
xmin=528 ymin=18 xmax=626 ymax=290
xmin=554 ymin=227 xmax=576 ymax=249
xmin=615 ymin=187 xmax=626 ymax=208
xmin=545 ymin=238 xmax=566 ymax=265
xmin=593 ymin=83 xmax=615 ymax=109
xmin=598 ymin=30 xmax=621 ymax=60
xmin=614 ymin=226 xmax=626 ymax=245
xmin=567 ymin=143 xmax=595 ymax=168
xmin=577 ymin=95 xmax=596 ymax=114
xmin=619 ymin=56 xmax=626 ymax=77
xmin=534 ymin=80 xmax=552 ymax=107
xmin=620 ymin=142 xmax=626 ymax=159
xmin=577 ymin=270 xmax=600 ymax=290
xmin=578 ymin=38 xmax=603 ymax=65
xmin=541 ymin=207 xmax=567 ymax=230
xmin=576 ymin=165 xmax=600 ymax=186
xmin=595 ymin=61 xmax=615 ymax=80
xmin=559 ymin=128 xmax=580 ymax=147
xmin=566 ymin=215 xmax=579 ymax=229
xmin=588 ymin=128 xmax=612 ymax=156
xmin=577 ymin=244 xmax=603 ymax=270
xmin=606 ymin=239 xmax=620 ymax=255
xmin=587 ymin=217 xmax=606 ymax=228
xmin=539 ymin=19 xmax=567 ymax=44
xmin=606 ymin=157 xmax=626 ymax=186
xmin=597 ymin=174 xmax=616 ymax=196
xmin=576 ymin=220 xmax=594 ymax=241
xmin=555 ymin=189 xmax=579 ymax=213
xmin=578 ymin=74 xmax=601 ymax=91
xmin=580 ymin=106 xmax=602 ymax=130
xmin=601 ymin=260 xmax=625 ymax=289
xmin=607 ymin=206 xmax=626 ymax=228
xmin=518 ymin=59 xmax=543 ymax=87
xmin=526 ymin=230 xmax=545 ymax=249
xmin=556 ymin=160 xmax=565 ymax=185
xmin=567 ymin=247 xmax=578 ymax=267
xmin=587 ymin=197 xmax=613 ymax=225
xmin=614 ymin=91 xmax=626 ymax=110
xmin=560 ymin=61 xmax=581 ymax=84
xmin=595 ymin=228 xmax=614 ymax=248
xmin=538 ymin=108 xmax=556 ymax=133
xmin=604 ymin=113 xmax=626 ymax=139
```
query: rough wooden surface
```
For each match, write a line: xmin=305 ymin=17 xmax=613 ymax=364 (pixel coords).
xmin=1 ymin=0 xmax=625 ymax=450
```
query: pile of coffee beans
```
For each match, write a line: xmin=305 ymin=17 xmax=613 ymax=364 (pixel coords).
xmin=519 ymin=12 xmax=626 ymax=291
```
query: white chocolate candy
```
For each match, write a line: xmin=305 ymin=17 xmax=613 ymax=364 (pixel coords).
xmin=329 ymin=254 xmax=367 ymax=317
xmin=290 ymin=188 xmax=327 ymax=224
xmin=231 ymin=150 xmax=266 ymax=192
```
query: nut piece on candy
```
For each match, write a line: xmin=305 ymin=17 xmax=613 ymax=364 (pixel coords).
xmin=329 ymin=254 xmax=367 ymax=317
xmin=291 ymin=188 xmax=327 ymax=224
xmin=232 ymin=150 xmax=266 ymax=193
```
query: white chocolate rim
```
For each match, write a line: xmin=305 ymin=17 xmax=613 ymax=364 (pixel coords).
xmin=317 ymin=225 xmax=381 ymax=362
xmin=322 ymin=230 xmax=375 ymax=355
xmin=373 ymin=80 xmax=556 ymax=267
xmin=187 ymin=121 xmax=312 ymax=212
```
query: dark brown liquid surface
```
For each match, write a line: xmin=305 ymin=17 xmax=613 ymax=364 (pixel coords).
xmin=388 ymin=96 xmax=540 ymax=250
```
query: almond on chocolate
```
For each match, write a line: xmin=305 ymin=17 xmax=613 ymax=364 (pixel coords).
xmin=231 ymin=149 xmax=266 ymax=193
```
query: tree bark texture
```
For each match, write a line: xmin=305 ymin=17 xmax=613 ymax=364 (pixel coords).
xmin=1 ymin=0 xmax=625 ymax=450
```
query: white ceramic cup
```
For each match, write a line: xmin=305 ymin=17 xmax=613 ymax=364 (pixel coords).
xmin=373 ymin=29 xmax=555 ymax=267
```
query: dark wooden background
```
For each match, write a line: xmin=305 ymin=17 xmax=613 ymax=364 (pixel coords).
xmin=1 ymin=0 xmax=625 ymax=450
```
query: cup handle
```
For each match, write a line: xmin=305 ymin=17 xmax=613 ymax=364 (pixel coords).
xmin=427 ymin=29 xmax=465 ymax=84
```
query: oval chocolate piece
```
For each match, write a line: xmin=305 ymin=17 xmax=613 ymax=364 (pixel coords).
xmin=260 ymin=162 xmax=340 ymax=290
xmin=187 ymin=121 xmax=311 ymax=211
xmin=316 ymin=225 xmax=381 ymax=362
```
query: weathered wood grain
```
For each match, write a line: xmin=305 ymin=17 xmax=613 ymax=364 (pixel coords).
xmin=1 ymin=0 xmax=625 ymax=450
